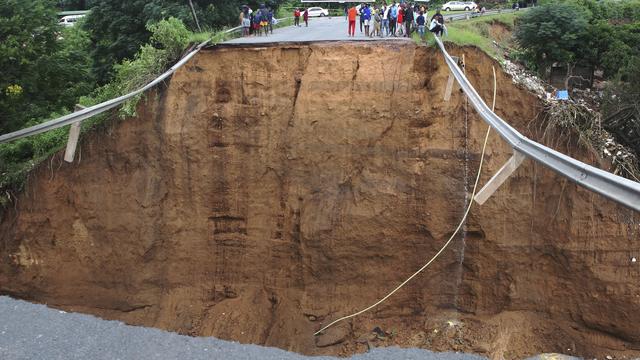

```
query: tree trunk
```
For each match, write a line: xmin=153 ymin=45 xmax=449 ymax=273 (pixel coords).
xmin=188 ymin=0 xmax=202 ymax=32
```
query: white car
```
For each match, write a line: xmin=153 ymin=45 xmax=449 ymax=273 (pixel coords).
xmin=58 ymin=15 xmax=85 ymax=27
xmin=442 ymin=1 xmax=478 ymax=11
xmin=306 ymin=7 xmax=329 ymax=17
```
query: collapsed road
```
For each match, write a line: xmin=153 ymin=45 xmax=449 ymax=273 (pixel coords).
xmin=0 ymin=14 xmax=639 ymax=360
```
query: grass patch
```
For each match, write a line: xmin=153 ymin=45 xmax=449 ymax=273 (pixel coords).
xmin=439 ymin=12 xmax=520 ymax=58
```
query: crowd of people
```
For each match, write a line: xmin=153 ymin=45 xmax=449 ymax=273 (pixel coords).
xmin=239 ymin=2 xmax=455 ymax=39
xmin=346 ymin=3 xmax=447 ymax=39
xmin=239 ymin=4 xmax=276 ymax=37
xmin=239 ymin=5 xmax=315 ymax=37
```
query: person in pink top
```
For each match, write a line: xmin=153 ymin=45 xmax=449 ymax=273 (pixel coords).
xmin=396 ymin=5 xmax=404 ymax=36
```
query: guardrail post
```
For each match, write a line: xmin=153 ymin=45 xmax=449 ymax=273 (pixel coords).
xmin=474 ymin=150 xmax=526 ymax=205
xmin=444 ymin=56 xmax=460 ymax=101
xmin=64 ymin=105 xmax=84 ymax=163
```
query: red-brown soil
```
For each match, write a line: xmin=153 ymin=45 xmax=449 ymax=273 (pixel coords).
xmin=0 ymin=42 xmax=639 ymax=359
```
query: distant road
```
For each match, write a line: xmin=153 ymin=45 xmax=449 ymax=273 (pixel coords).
xmin=226 ymin=16 xmax=411 ymax=44
xmin=225 ymin=11 xmax=477 ymax=44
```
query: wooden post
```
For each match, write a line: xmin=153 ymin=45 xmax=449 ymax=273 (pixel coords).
xmin=64 ymin=105 xmax=85 ymax=163
xmin=474 ymin=150 xmax=526 ymax=205
xmin=444 ymin=56 xmax=460 ymax=101
xmin=444 ymin=74 xmax=455 ymax=101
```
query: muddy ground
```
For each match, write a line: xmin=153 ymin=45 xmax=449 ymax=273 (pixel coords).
xmin=0 ymin=43 xmax=638 ymax=359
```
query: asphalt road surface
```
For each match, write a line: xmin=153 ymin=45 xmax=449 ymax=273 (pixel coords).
xmin=225 ymin=12 xmax=480 ymax=44
xmin=226 ymin=16 xmax=416 ymax=44
xmin=0 ymin=296 xmax=488 ymax=360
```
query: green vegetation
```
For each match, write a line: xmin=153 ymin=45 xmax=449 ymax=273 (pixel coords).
xmin=515 ymin=1 xmax=640 ymax=164
xmin=418 ymin=1 xmax=640 ymax=179
xmin=81 ymin=17 xmax=192 ymax=117
xmin=0 ymin=17 xmax=197 ymax=198
xmin=1 ymin=0 xmax=289 ymax=200
xmin=84 ymin=1 xmax=287 ymax=84
xmin=515 ymin=0 xmax=640 ymax=82
xmin=514 ymin=3 xmax=588 ymax=72
xmin=424 ymin=13 xmax=520 ymax=59
xmin=0 ymin=0 xmax=94 ymax=134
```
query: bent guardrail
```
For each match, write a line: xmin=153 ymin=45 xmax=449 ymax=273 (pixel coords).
xmin=434 ymin=36 xmax=640 ymax=212
xmin=445 ymin=8 xmax=522 ymax=22
xmin=0 ymin=18 xmax=293 ymax=144
xmin=0 ymin=40 xmax=209 ymax=144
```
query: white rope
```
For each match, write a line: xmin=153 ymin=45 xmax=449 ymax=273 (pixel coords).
xmin=314 ymin=65 xmax=498 ymax=336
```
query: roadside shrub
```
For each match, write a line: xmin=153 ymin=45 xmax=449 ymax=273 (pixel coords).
xmin=84 ymin=17 xmax=192 ymax=117
xmin=515 ymin=3 xmax=588 ymax=73
xmin=0 ymin=17 xmax=195 ymax=196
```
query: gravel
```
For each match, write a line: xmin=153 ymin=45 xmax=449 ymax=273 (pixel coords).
xmin=0 ymin=296 xmax=485 ymax=360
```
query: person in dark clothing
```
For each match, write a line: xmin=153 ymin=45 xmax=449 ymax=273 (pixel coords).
xmin=389 ymin=3 xmax=397 ymax=36
xmin=267 ymin=8 xmax=274 ymax=34
xmin=359 ymin=3 xmax=365 ymax=32
xmin=403 ymin=6 xmax=413 ymax=37
xmin=416 ymin=11 xmax=426 ymax=39
xmin=429 ymin=10 xmax=445 ymax=37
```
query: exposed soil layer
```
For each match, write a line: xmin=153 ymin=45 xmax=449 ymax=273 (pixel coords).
xmin=1 ymin=43 xmax=639 ymax=359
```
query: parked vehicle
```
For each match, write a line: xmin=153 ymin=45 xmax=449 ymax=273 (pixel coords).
xmin=442 ymin=1 xmax=478 ymax=11
xmin=306 ymin=7 xmax=329 ymax=17
xmin=58 ymin=15 xmax=85 ymax=27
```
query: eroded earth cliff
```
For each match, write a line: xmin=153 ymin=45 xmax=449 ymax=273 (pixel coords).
xmin=1 ymin=43 xmax=639 ymax=359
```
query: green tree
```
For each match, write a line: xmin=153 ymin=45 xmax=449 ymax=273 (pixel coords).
xmin=84 ymin=0 xmax=286 ymax=84
xmin=57 ymin=0 xmax=96 ymax=10
xmin=514 ymin=3 xmax=589 ymax=74
xmin=0 ymin=0 xmax=58 ymax=133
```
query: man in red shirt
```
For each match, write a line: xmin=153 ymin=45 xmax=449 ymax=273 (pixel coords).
xmin=348 ymin=6 xmax=357 ymax=36
xmin=294 ymin=8 xmax=301 ymax=27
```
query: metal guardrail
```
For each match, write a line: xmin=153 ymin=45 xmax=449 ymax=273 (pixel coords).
xmin=434 ymin=36 xmax=640 ymax=212
xmin=0 ymin=40 xmax=210 ymax=144
xmin=445 ymin=8 xmax=521 ymax=22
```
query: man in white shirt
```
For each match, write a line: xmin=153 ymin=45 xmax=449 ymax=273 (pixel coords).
xmin=381 ymin=5 xmax=390 ymax=37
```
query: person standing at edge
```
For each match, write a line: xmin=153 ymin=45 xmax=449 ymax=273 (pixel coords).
xmin=396 ymin=4 xmax=404 ymax=36
xmin=253 ymin=9 xmax=262 ymax=36
xmin=294 ymin=8 xmax=301 ymax=27
xmin=362 ymin=4 xmax=372 ymax=37
xmin=359 ymin=3 xmax=365 ymax=33
xmin=348 ymin=5 xmax=357 ymax=37
xmin=239 ymin=7 xmax=249 ymax=37
xmin=389 ymin=3 xmax=397 ymax=36
xmin=267 ymin=7 xmax=274 ymax=34
xmin=381 ymin=3 xmax=390 ymax=37
xmin=403 ymin=4 xmax=413 ymax=37
xmin=260 ymin=7 xmax=269 ymax=36
xmin=373 ymin=6 xmax=382 ymax=37
xmin=303 ymin=8 xmax=309 ymax=27
xmin=416 ymin=10 xmax=426 ymax=40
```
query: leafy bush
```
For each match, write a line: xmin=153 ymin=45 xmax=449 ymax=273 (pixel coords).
xmin=514 ymin=3 xmax=588 ymax=73
xmin=0 ymin=17 xmax=197 ymax=195
xmin=84 ymin=0 xmax=288 ymax=84
xmin=83 ymin=17 xmax=192 ymax=117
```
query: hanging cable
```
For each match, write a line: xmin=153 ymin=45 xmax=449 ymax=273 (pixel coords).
xmin=314 ymin=65 xmax=498 ymax=337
